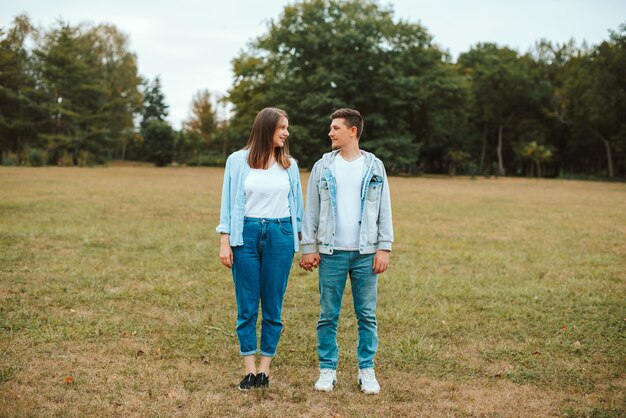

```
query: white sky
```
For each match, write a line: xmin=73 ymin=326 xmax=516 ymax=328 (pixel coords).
xmin=1 ymin=0 xmax=624 ymax=129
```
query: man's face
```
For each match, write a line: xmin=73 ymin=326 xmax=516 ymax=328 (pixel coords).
xmin=328 ymin=118 xmax=356 ymax=150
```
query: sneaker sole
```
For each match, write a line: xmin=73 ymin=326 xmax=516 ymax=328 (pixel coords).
xmin=360 ymin=387 xmax=380 ymax=394
xmin=314 ymin=381 xmax=336 ymax=392
xmin=359 ymin=381 xmax=380 ymax=394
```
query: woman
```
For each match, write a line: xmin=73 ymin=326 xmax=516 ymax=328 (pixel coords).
xmin=216 ymin=107 xmax=303 ymax=390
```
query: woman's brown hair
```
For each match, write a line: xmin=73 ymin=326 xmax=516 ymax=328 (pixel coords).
xmin=245 ymin=107 xmax=291 ymax=169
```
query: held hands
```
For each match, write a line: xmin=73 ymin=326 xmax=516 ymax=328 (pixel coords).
xmin=299 ymin=251 xmax=389 ymax=273
xmin=299 ymin=253 xmax=320 ymax=271
xmin=373 ymin=250 xmax=390 ymax=274
xmin=219 ymin=234 xmax=233 ymax=269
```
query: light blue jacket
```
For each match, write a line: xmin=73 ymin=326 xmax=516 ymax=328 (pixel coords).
xmin=216 ymin=149 xmax=304 ymax=252
xmin=301 ymin=150 xmax=394 ymax=255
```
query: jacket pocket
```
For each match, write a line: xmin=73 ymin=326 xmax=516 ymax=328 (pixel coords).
xmin=366 ymin=175 xmax=383 ymax=202
xmin=319 ymin=180 xmax=331 ymax=201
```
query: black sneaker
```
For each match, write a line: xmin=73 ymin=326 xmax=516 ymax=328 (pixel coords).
xmin=255 ymin=372 xmax=269 ymax=388
xmin=238 ymin=373 xmax=256 ymax=391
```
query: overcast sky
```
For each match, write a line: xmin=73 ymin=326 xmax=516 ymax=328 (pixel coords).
xmin=1 ymin=0 xmax=624 ymax=129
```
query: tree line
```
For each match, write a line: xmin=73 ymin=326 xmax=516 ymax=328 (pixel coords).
xmin=0 ymin=15 xmax=227 ymax=168
xmin=1 ymin=1 xmax=625 ymax=178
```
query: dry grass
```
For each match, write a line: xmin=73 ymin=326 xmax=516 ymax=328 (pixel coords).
xmin=1 ymin=166 xmax=625 ymax=417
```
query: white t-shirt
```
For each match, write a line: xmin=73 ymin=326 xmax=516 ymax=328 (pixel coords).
xmin=244 ymin=163 xmax=290 ymax=218
xmin=334 ymin=154 xmax=364 ymax=250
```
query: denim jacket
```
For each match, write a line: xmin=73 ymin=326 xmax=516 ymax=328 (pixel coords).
xmin=301 ymin=150 xmax=393 ymax=255
xmin=216 ymin=149 xmax=304 ymax=252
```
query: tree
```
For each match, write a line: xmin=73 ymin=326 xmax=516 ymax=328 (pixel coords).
xmin=86 ymin=24 xmax=142 ymax=160
xmin=184 ymin=89 xmax=217 ymax=140
xmin=529 ymin=38 xmax=581 ymax=177
xmin=1 ymin=15 xmax=159 ymax=166
xmin=182 ymin=89 xmax=218 ymax=159
xmin=141 ymin=76 xmax=168 ymax=125
xmin=34 ymin=21 xmax=110 ymax=165
xmin=458 ymin=44 xmax=552 ymax=176
xmin=521 ymin=141 xmax=552 ymax=177
xmin=140 ymin=76 xmax=174 ymax=165
xmin=444 ymin=149 xmax=471 ymax=176
xmin=0 ymin=15 xmax=42 ymax=163
xmin=365 ymin=135 xmax=421 ymax=174
xmin=142 ymin=119 xmax=174 ymax=166
xmin=228 ymin=0 xmax=469 ymax=171
xmin=560 ymin=24 xmax=626 ymax=178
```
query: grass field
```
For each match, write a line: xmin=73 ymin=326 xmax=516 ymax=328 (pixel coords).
xmin=1 ymin=165 xmax=625 ymax=417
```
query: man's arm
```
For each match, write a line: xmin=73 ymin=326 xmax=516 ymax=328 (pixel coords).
xmin=373 ymin=161 xmax=393 ymax=274
xmin=376 ymin=161 xmax=394 ymax=252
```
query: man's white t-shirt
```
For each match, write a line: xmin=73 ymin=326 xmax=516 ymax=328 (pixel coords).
xmin=244 ymin=163 xmax=290 ymax=218
xmin=334 ymin=154 xmax=364 ymax=250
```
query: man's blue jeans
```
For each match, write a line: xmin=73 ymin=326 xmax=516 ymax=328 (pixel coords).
xmin=232 ymin=217 xmax=294 ymax=357
xmin=317 ymin=250 xmax=378 ymax=369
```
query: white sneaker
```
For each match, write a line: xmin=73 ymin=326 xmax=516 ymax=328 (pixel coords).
xmin=358 ymin=368 xmax=380 ymax=394
xmin=314 ymin=369 xmax=337 ymax=392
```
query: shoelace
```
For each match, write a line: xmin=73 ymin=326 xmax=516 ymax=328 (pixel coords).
xmin=320 ymin=369 xmax=335 ymax=379
xmin=360 ymin=369 xmax=376 ymax=382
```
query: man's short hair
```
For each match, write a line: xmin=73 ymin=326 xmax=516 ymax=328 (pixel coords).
xmin=331 ymin=108 xmax=364 ymax=140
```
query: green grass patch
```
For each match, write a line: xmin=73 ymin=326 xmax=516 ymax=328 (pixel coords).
xmin=1 ymin=167 xmax=624 ymax=416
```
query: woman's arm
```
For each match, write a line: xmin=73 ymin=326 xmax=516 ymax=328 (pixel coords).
xmin=215 ymin=156 xmax=232 ymax=234
xmin=219 ymin=233 xmax=233 ymax=268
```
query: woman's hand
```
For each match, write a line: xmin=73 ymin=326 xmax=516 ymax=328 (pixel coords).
xmin=299 ymin=253 xmax=320 ymax=271
xmin=219 ymin=234 xmax=233 ymax=268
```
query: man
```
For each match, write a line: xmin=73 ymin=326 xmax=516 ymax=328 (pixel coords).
xmin=300 ymin=108 xmax=393 ymax=394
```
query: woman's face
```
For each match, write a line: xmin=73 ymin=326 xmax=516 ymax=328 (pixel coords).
xmin=272 ymin=116 xmax=289 ymax=148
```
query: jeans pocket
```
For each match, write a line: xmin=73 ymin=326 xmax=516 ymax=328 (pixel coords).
xmin=279 ymin=222 xmax=294 ymax=235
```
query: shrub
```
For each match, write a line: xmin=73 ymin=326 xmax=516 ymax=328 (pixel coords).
xmin=468 ymin=161 xmax=478 ymax=179
xmin=142 ymin=120 xmax=175 ymax=167
xmin=78 ymin=150 xmax=96 ymax=167
xmin=444 ymin=150 xmax=471 ymax=176
xmin=1 ymin=152 xmax=18 ymax=166
xmin=56 ymin=150 xmax=74 ymax=166
xmin=28 ymin=148 xmax=49 ymax=166
xmin=186 ymin=153 xmax=226 ymax=167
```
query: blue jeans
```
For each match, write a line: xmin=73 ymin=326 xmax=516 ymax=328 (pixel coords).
xmin=232 ymin=217 xmax=294 ymax=357
xmin=317 ymin=251 xmax=378 ymax=369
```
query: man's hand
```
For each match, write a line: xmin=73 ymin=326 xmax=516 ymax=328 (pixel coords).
xmin=299 ymin=252 xmax=320 ymax=271
xmin=219 ymin=234 xmax=233 ymax=269
xmin=373 ymin=250 xmax=390 ymax=274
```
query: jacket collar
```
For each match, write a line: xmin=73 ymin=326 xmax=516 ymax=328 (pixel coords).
xmin=321 ymin=149 xmax=376 ymax=175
